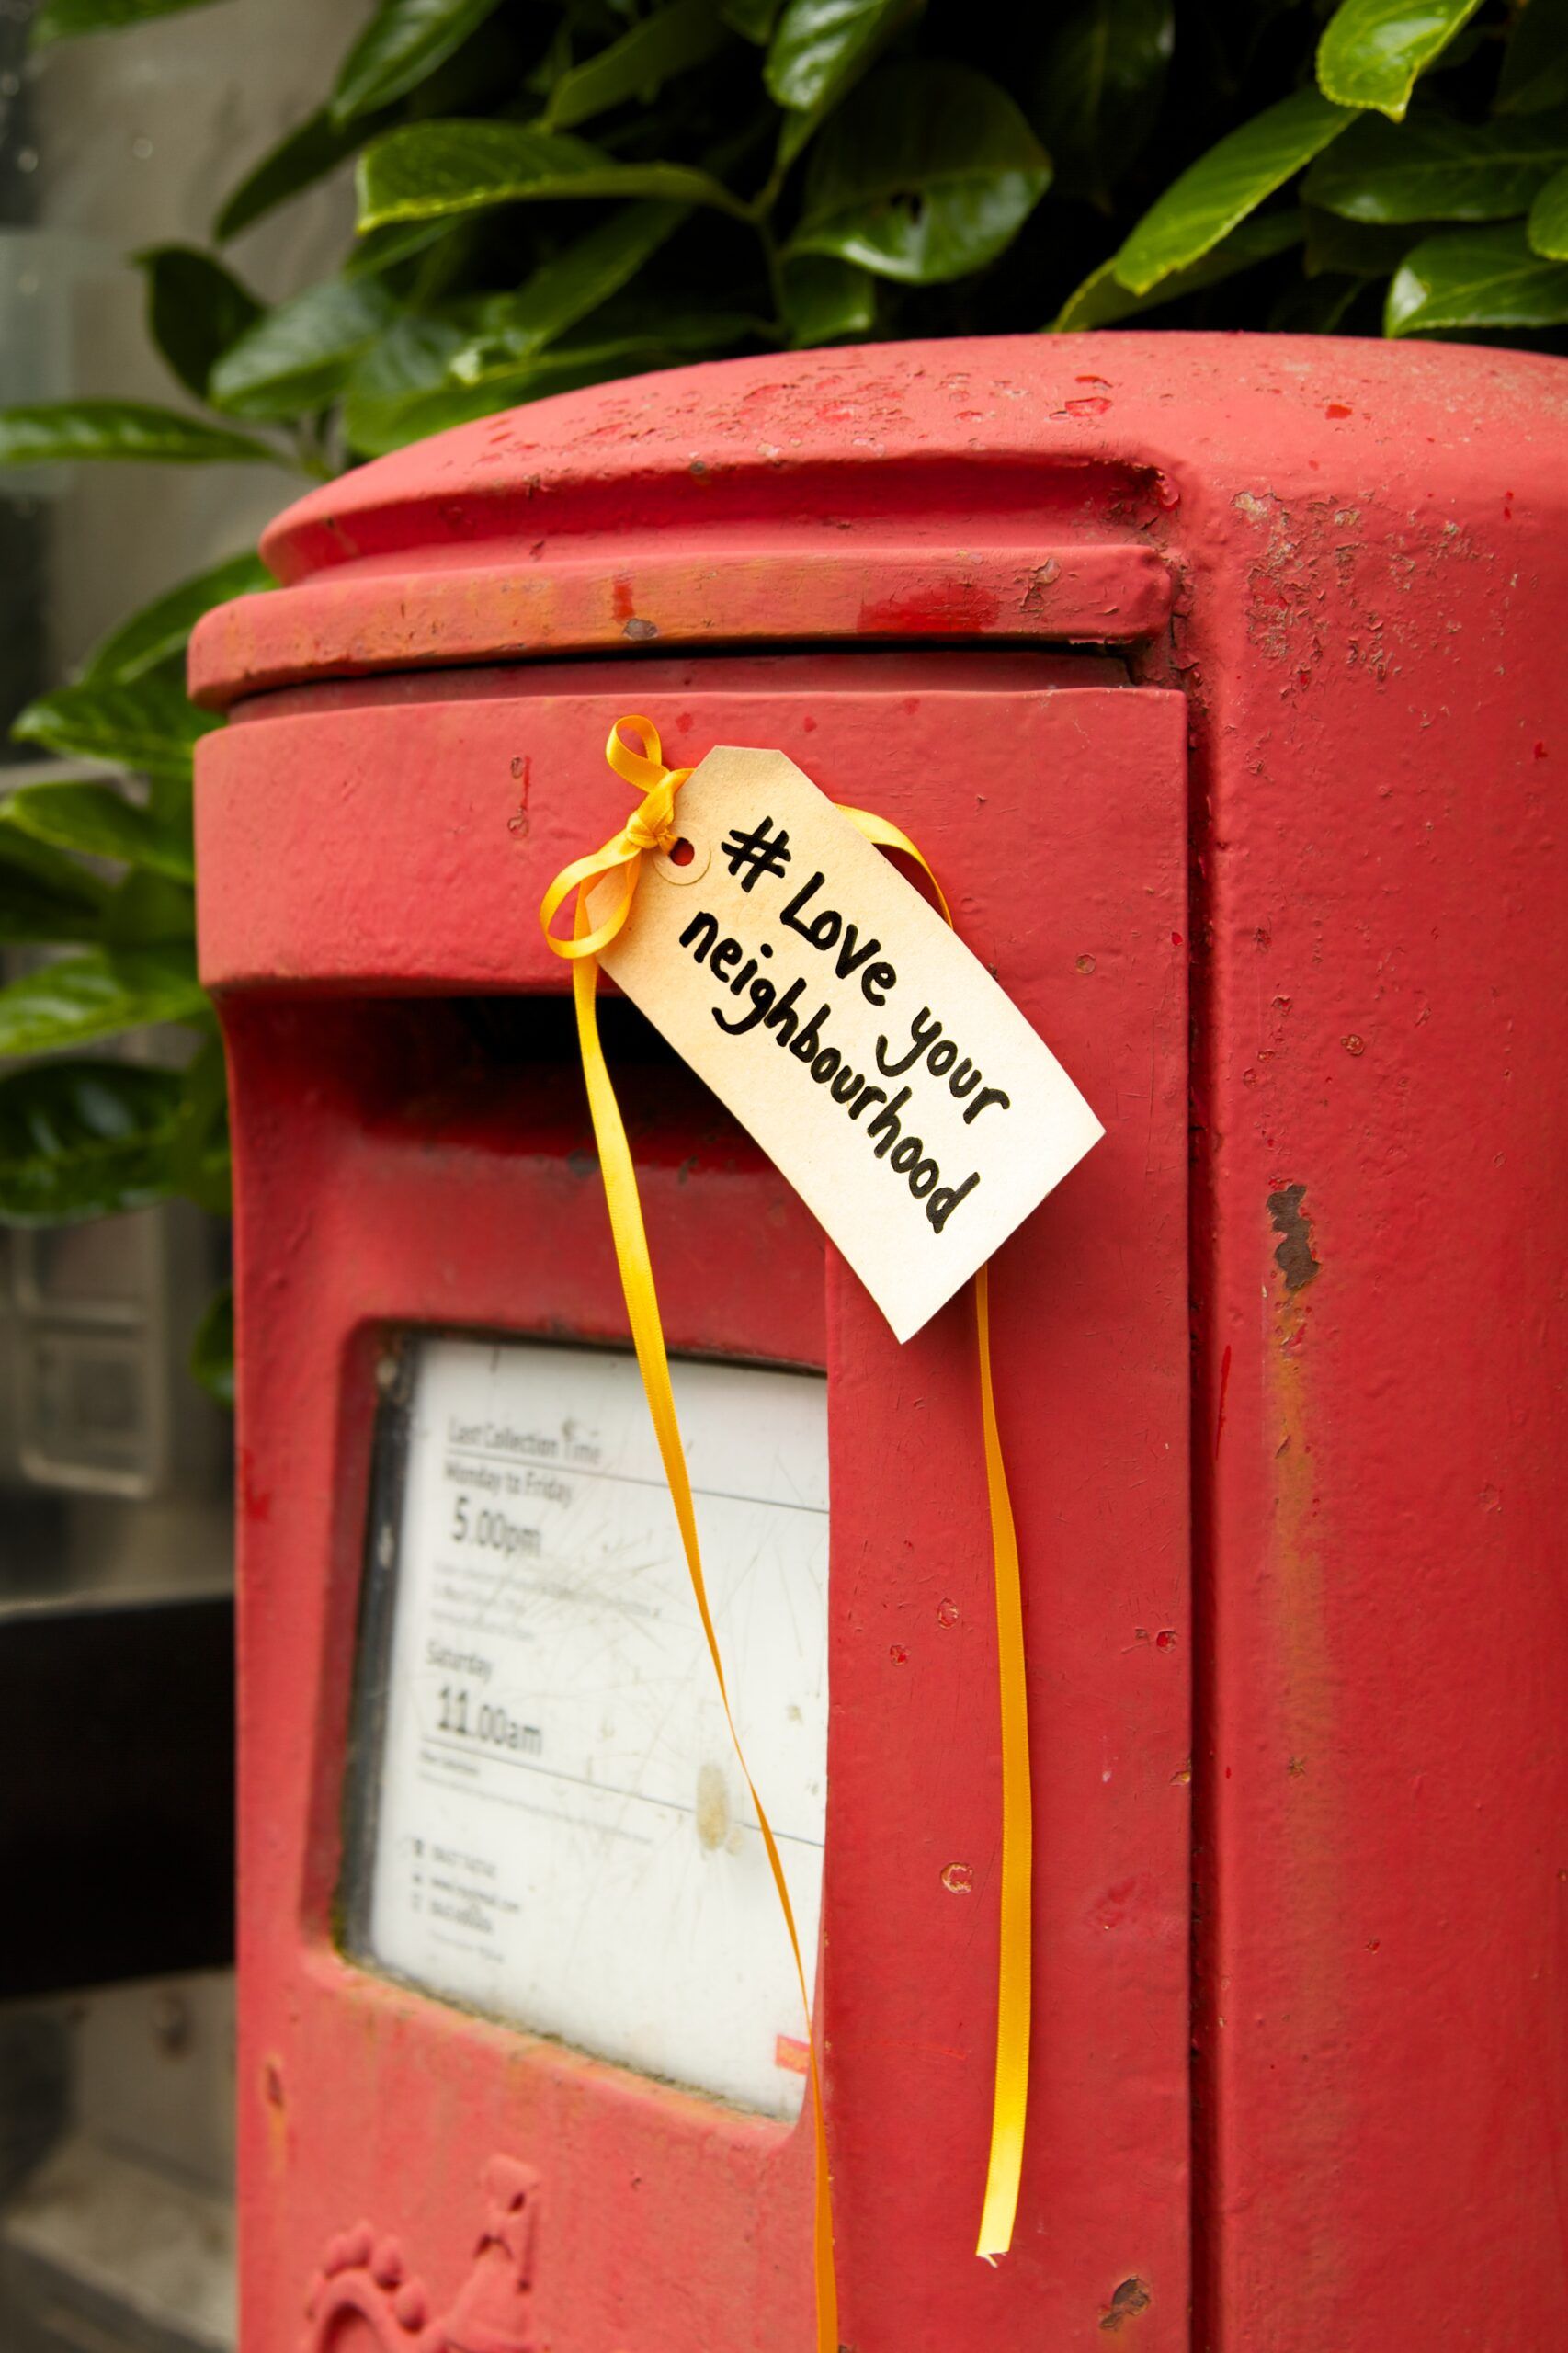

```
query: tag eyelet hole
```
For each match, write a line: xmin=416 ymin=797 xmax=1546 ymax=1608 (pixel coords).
xmin=653 ymin=834 xmax=710 ymax=886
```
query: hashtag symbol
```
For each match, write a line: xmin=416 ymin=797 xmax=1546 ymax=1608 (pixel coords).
xmin=720 ymin=813 xmax=793 ymax=892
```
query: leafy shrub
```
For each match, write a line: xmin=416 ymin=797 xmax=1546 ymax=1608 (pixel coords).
xmin=1 ymin=0 xmax=1564 ymax=1393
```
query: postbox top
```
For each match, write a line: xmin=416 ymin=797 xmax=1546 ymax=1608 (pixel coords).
xmin=189 ymin=330 xmax=1568 ymax=710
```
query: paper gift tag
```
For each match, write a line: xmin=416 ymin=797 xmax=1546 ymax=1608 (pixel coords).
xmin=593 ymin=746 xmax=1103 ymax=1343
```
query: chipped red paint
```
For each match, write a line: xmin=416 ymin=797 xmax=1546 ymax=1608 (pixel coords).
xmin=855 ymin=581 xmax=1004 ymax=635
xmin=197 ymin=335 xmax=1568 ymax=2353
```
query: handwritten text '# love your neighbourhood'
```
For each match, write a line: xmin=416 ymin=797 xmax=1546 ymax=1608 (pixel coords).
xmin=676 ymin=811 xmax=1012 ymax=1237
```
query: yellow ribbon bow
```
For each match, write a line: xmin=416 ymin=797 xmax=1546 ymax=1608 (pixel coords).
xmin=540 ymin=714 xmax=693 ymax=961
xmin=540 ymin=718 xmax=1032 ymax=2348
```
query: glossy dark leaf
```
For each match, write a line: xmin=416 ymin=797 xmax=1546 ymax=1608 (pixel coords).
xmin=0 ymin=825 xmax=109 ymax=944
xmin=209 ymin=277 xmax=402 ymax=420
xmin=1498 ymin=0 xmax=1568 ymax=117
xmin=215 ymin=107 xmax=388 ymax=244
xmin=1269 ymin=271 xmax=1370 ymax=332
xmin=546 ymin=0 xmax=732 ymax=131
xmin=32 ymin=0 xmax=225 ymax=41
xmin=1386 ymin=221 xmax=1568 ymax=333
xmin=12 ymin=676 xmax=220 ymax=784
xmin=4 ymin=779 xmax=194 ymax=881
xmin=1053 ymin=210 xmax=1301 ymax=328
xmin=1302 ymin=204 xmax=1424 ymax=277
xmin=189 ymin=1283 xmax=235 ymax=1409
xmin=344 ymin=217 xmax=460 ymax=278
xmin=341 ymin=317 xmax=662 ymax=452
xmin=779 ymin=252 xmax=876 ymax=341
xmin=344 ymin=306 xmax=736 ymax=454
xmin=722 ymin=0 xmax=781 ymax=39
xmin=0 ymin=401 xmax=276 ymax=466
xmin=76 ymin=552 xmax=271 ymax=686
xmin=340 ymin=311 xmax=475 ymax=453
xmin=1029 ymin=0 xmax=1173 ymax=203
xmin=332 ymin=0 xmax=507 ymax=126
xmin=1114 ymin=87 xmax=1352 ymax=293
xmin=1528 ymin=162 xmax=1568 ymax=256
xmin=134 ymin=244 xmax=263 ymax=401
xmin=1303 ymin=110 xmax=1568 ymax=223
xmin=0 ymin=950 xmax=206 ymax=1057
xmin=357 ymin=119 xmax=746 ymax=227
xmin=793 ymin=61 xmax=1050 ymax=284
xmin=765 ymin=0 xmax=916 ymax=114
xmin=0 ymin=1060 xmax=186 ymax=1225
xmin=1316 ymin=0 xmax=1484 ymax=120
xmin=449 ymin=203 xmax=690 ymax=381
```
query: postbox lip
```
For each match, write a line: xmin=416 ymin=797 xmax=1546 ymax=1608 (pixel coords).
xmin=189 ymin=330 xmax=1568 ymax=710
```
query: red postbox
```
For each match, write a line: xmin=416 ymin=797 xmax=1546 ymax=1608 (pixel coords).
xmin=192 ymin=334 xmax=1568 ymax=2353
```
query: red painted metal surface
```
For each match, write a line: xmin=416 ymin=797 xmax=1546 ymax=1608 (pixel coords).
xmin=197 ymin=334 xmax=1568 ymax=2352
xmin=208 ymin=656 xmax=1188 ymax=2351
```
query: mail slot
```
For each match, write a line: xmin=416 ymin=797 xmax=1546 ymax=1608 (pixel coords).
xmin=191 ymin=335 xmax=1568 ymax=2353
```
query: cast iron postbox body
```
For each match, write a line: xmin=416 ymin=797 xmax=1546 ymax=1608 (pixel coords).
xmin=192 ymin=335 xmax=1568 ymax=2353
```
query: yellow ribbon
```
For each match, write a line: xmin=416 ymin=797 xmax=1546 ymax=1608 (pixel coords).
xmin=540 ymin=718 xmax=1032 ymax=2337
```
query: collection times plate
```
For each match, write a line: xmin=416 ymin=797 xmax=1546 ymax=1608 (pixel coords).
xmin=346 ymin=1334 xmax=828 ymax=2117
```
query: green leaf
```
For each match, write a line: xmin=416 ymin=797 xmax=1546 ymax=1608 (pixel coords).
xmin=793 ymin=61 xmax=1050 ymax=284
xmin=135 ymin=245 xmax=262 ymax=402
xmin=1316 ymin=0 xmax=1485 ymax=120
xmin=1272 ymin=273 xmax=1371 ymax=333
xmin=446 ymin=202 xmax=690 ymax=380
xmin=1301 ymin=203 xmax=1425 ymax=275
xmin=4 ymin=779 xmax=194 ymax=881
xmin=1498 ymin=0 xmax=1568 ymax=117
xmin=0 ymin=827 xmax=109 ymax=945
xmin=545 ymin=0 xmax=732 ymax=131
xmin=103 ymin=870 xmax=196 ymax=951
xmin=1386 ymin=220 xmax=1568 ymax=332
xmin=190 ymin=1284 xmax=235 ymax=1409
xmin=31 ymin=0 xmax=225 ymax=42
xmin=341 ymin=311 xmax=474 ymax=453
xmin=333 ymin=0 xmax=506 ymax=126
xmin=1528 ymin=161 xmax=1568 ymax=256
xmin=0 ymin=401 xmax=277 ymax=467
xmin=0 ymin=950 xmax=206 ymax=1058
xmin=1113 ymin=86 xmax=1352 ymax=294
xmin=1303 ymin=109 xmax=1568 ymax=223
xmin=76 ymin=552 xmax=271 ymax=687
xmin=765 ymin=0 xmax=916 ymax=114
xmin=0 ymin=1060 xmax=187 ymax=1225
xmin=12 ymin=677 xmax=220 ymax=785
xmin=779 ymin=252 xmax=876 ymax=341
xmin=219 ymin=0 xmax=510 ymax=233
xmin=169 ymin=1035 xmax=231 ymax=1215
xmin=1028 ymin=0 xmax=1174 ymax=204
xmin=344 ymin=217 xmax=460 ymax=278
xmin=344 ymin=310 xmax=733 ymax=455
xmin=208 ymin=277 xmax=402 ymax=420
xmin=215 ymin=107 xmax=387 ymax=244
xmin=723 ymin=0 xmax=781 ymax=38
xmin=357 ymin=119 xmax=748 ymax=228
xmin=1052 ymin=209 xmax=1302 ymax=328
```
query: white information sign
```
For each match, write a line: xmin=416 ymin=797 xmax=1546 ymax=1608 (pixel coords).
xmin=354 ymin=1335 xmax=829 ymax=2119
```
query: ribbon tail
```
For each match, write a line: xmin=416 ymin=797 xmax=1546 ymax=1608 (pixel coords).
xmin=973 ymin=1260 xmax=1031 ymax=2261
xmin=833 ymin=803 xmax=953 ymax=926
xmin=569 ymin=917 xmax=839 ymax=2353
xmin=837 ymin=804 xmax=1030 ymax=2257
